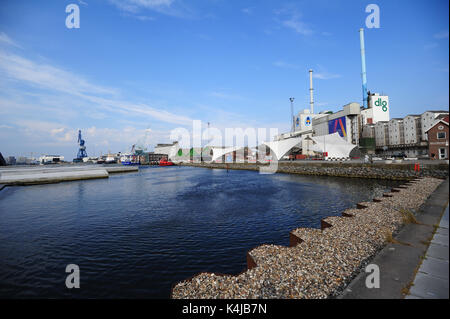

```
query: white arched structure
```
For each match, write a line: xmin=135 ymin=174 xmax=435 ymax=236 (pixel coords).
xmin=155 ymin=142 xmax=180 ymax=160
xmin=262 ymin=136 xmax=302 ymax=160
xmin=310 ymin=132 xmax=357 ymax=158
xmin=211 ymin=146 xmax=242 ymax=162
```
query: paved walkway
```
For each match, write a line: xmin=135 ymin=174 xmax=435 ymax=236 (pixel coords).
xmin=339 ymin=178 xmax=448 ymax=299
xmin=406 ymin=203 xmax=449 ymax=299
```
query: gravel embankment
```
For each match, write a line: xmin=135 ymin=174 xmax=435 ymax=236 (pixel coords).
xmin=171 ymin=177 xmax=443 ymax=299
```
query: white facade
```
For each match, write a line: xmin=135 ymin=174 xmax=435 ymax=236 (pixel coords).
xmin=365 ymin=94 xmax=390 ymax=123
xmin=421 ymin=111 xmax=449 ymax=141
xmin=294 ymin=109 xmax=316 ymax=132
xmin=388 ymin=118 xmax=405 ymax=146
xmin=154 ymin=142 xmax=179 ymax=160
xmin=39 ymin=155 xmax=64 ymax=164
xmin=375 ymin=121 xmax=389 ymax=147
xmin=362 ymin=124 xmax=375 ymax=138
xmin=312 ymin=103 xmax=360 ymax=145
xmin=403 ymin=115 xmax=421 ymax=144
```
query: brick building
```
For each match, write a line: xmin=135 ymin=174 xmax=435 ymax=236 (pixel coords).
xmin=426 ymin=115 xmax=449 ymax=160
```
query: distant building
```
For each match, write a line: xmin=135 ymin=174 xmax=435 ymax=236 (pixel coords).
xmin=293 ymin=109 xmax=318 ymax=132
xmin=421 ymin=111 xmax=449 ymax=141
xmin=39 ymin=155 xmax=64 ymax=164
xmin=6 ymin=156 xmax=16 ymax=165
xmin=154 ymin=142 xmax=179 ymax=159
xmin=147 ymin=153 xmax=166 ymax=162
xmin=388 ymin=118 xmax=405 ymax=146
xmin=426 ymin=115 xmax=449 ymax=160
xmin=312 ymin=102 xmax=361 ymax=145
xmin=360 ymin=93 xmax=390 ymax=125
xmin=403 ymin=115 xmax=422 ymax=144
xmin=361 ymin=124 xmax=375 ymax=138
xmin=375 ymin=121 xmax=389 ymax=147
xmin=16 ymin=156 xmax=39 ymax=165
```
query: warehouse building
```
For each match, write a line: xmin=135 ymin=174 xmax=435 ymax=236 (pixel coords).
xmin=362 ymin=124 xmax=375 ymax=138
xmin=388 ymin=118 xmax=405 ymax=146
xmin=368 ymin=110 xmax=448 ymax=158
xmin=312 ymin=102 xmax=361 ymax=145
xmin=375 ymin=121 xmax=390 ymax=148
xmin=403 ymin=115 xmax=422 ymax=144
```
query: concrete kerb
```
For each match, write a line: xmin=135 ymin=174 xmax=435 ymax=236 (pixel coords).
xmin=0 ymin=165 xmax=138 ymax=186
xmin=337 ymin=178 xmax=449 ymax=299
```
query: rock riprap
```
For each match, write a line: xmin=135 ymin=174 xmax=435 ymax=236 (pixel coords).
xmin=171 ymin=177 xmax=443 ymax=299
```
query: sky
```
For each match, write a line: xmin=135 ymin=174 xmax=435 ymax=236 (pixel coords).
xmin=0 ymin=0 xmax=448 ymax=160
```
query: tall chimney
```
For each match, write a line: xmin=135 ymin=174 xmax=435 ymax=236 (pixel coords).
xmin=359 ymin=28 xmax=368 ymax=108
xmin=309 ymin=69 xmax=314 ymax=114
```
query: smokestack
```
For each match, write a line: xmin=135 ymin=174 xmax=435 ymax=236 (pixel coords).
xmin=359 ymin=28 xmax=368 ymax=109
xmin=309 ymin=69 xmax=314 ymax=114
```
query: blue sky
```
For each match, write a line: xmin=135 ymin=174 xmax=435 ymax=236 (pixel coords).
xmin=0 ymin=0 xmax=448 ymax=160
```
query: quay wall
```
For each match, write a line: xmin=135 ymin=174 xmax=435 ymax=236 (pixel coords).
xmin=0 ymin=165 xmax=138 ymax=186
xmin=179 ymin=161 xmax=449 ymax=180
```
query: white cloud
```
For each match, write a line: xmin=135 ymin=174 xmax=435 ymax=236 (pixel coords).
xmin=282 ymin=18 xmax=313 ymax=36
xmin=208 ymin=91 xmax=243 ymax=100
xmin=0 ymin=35 xmax=287 ymax=157
xmin=242 ymin=7 xmax=254 ymax=15
xmin=312 ymin=65 xmax=341 ymax=80
xmin=6 ymin=118 xmax=169 ymax=156
xmin=424 ymin=43 xmax=439 ymax=50
xmin=313 ymin=72 xmax=341 ymax=80
xmin=274 ymin=7 xmax=313 ymax=36
xmin=0 ymin=32 xmax=21 ymax=48
xmin=0 ymin=49 xmax=194 ymax=126
xmin=0 ymin=50 xmax=117 ymax=96
xmin=108 ymin=0 xmax=188 ymax=18
xmin=273 ymin=60 xmax=299 ymax=70
xmin=434 ymin=30 xmax=449 ymax=39
xmin=110 ymin=0 xmax=174 ymax=12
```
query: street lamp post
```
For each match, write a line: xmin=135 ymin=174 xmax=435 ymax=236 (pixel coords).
xmin=290 ymin=98 xmax=295 ymax=133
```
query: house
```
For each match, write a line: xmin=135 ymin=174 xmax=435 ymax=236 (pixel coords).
xmin=426 ymin=115 xmax=449 ymax=160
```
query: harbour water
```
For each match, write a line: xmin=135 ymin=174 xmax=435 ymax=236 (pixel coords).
xmin=0 ymin=166 xmax=401 ymax=298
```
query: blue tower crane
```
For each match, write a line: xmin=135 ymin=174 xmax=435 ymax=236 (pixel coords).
xmin=77 ymin=130 xmax=88 ymax=159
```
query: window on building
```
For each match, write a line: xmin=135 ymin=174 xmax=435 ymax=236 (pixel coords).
xmin=437 ymin=132 xmax=446 ymax=139
xmin=439 ymin=148 xmax=447 ymax=159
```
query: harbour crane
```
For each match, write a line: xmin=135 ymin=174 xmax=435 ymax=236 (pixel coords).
xmin=77 ymin=130 xmax=88 ymax=159
xmin=134 ymin=127 xmax=151 ymax=155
